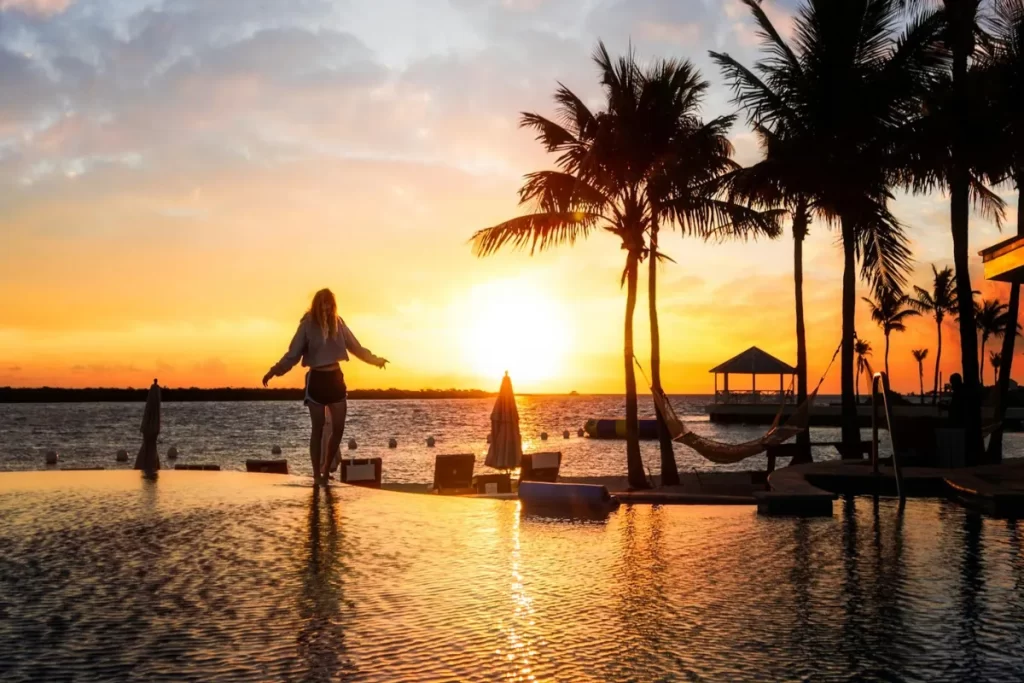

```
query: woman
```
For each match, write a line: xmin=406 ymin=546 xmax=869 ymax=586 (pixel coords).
xmin=263 ymin=289 xmax=388 ymax=483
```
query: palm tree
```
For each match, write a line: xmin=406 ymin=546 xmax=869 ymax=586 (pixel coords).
xmin=911 ymin=265 xmax=958 ymax=403
xmin=863 ymin=286 xmax=921 ymax=378
xmin=900 ymin=0 xmax=1004 ymax=464
xmin=712 ymin=0 xmax=935 ymax=457
xmin=720 ymin=133 xmax=814 ymax=458
xmin=855 ymin=338 xmax=875 ymax=402
xmin=471 ymin=46 xmax=651 ymax=488
xmin=912 ymin=348 xmax=930 ymax=402
xmin=976 ymin=298 xmax=1012 ymax=384
xmin=632 ymin=57 xmax=780 ymax=486
xmin=981 ymin=0 xmax=1024 ymax=459
xmin=990 ymin=351 xmax=1003 ymax=385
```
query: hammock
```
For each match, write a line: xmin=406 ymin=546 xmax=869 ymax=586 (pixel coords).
xmin=639 ymin=341 xmax=841 ymax=464
xmin=652 ymin=383 xmax=818 ymax=463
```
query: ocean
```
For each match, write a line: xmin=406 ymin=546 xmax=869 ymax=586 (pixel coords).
xmin=2 ymin=395 xmax=1021 ymax=482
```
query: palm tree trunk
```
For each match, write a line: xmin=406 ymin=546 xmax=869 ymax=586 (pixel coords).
xmin=950 ymin=28 xmax=984 ymax=465
xmin=884 ymin=332 xmax=890 ymax=380
xmin=989 ymin=188 xmax=1022 ymax=462
xmin=648 ymin=218 xmax=679 ymax=486
xmin=919 ymin=362 xmax=924 ymax=403
xmin=856 ymin=364 xmax=860 ymax=404
xmin=840 ymin=216 xmax=860 ymax=457
xmin=933 ymin=318 xmax=942 ymax=405
xmin=624 ymin=251 xmax=647 ymax=489
xmin=793 ymin=202 xmax=810 ymax=460
xmin=980 ymin=335 xmax=987 ymax=386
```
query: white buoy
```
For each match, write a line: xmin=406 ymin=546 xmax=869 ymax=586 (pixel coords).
xmin=347 ymin=438 xmax=357 ymax=450
xmin=116 ymin=449 xmax=129 ymax=462
xmin=271 ymin=445 xmax=282 ymax=455
xmin=577 ymin=428 xmax=585 ymax=438
xmin=563 ymin=430 xmax=570 ymax=439
xmin=388 ymin=438 xmax=398 ymax=449
xmin=45 ymin=450 xmax=59 ymax=466
xmin=540 ymin=432 xmax=548 ymax=441
xmin=167 ymin=447 xmax=179 ymax=459
xmin=426 ymin=436 xmax=436 ymax=448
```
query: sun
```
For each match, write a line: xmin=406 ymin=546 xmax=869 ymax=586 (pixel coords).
xmin=460 ymin=279 xmax=571 ymax=388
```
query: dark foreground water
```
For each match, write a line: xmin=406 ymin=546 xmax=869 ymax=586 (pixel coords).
xmin=1 ymin=471 xmax=1023 ymax=682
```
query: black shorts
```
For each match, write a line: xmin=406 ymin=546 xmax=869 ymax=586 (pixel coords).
xmin=304 ymin=367 xmax=347 ymax=406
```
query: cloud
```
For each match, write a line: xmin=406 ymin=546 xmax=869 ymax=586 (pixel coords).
xmin=634 ymin=20 xmax=700 ymax=45
xmin=0 ymin=0 xmax=71 ymax=17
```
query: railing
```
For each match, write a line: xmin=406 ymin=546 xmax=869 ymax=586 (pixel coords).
xmin=871 ymin=371 xmax=905 ymax=506
xmin=714 ymin=389 xmax=795 ymax=405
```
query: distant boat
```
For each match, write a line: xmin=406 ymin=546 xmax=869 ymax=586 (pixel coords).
xmin=569 ymin=390 xmax=579 ymax=396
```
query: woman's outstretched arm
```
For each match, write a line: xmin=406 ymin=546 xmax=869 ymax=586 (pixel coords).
xmin=341 ymin=320 xmax=387 ymax=368
xmin=264 ymin=322 xmax=306 ymax=385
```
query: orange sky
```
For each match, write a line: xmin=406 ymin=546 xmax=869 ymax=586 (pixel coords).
xmin=0 ymin=0 xmax=1019 ymax=395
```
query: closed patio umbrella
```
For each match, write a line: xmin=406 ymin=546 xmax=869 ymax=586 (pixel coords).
xmin=485 ymin=372 xmax=522 ymax=471
xmin=134 ymin=379 xmax=161 ymax=477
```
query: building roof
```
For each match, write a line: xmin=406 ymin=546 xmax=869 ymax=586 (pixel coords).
xmin=709 ymin=346 xmax=797 ymax=375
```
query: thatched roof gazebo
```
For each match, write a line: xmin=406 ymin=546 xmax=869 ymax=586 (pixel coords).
xmin=710 ymin=346 xmax=796 ymax=404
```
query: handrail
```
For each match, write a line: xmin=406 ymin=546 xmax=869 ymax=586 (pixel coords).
xmin=870 ymin=371 xmax=905 ymax=505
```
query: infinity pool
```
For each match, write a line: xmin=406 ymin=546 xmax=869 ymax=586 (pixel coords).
xmin=1 ymin=471 xmax=1022 ymax=681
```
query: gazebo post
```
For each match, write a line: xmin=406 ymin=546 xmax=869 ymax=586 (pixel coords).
xmin=714 ymin=373 xmax=718 ymax=402
xmin=724 ymin=373 xmax=729 ymax=394
xmin=779 ymin=373 xmax=783 ymax=398
xmin=752 ymin=373 xmax=756 ymax=402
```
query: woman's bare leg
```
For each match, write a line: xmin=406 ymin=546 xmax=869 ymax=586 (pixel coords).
xmin=322 ymin=400 xmax=348 ymax=478
xmin=308 ymin=404 xmax=326 ymax=482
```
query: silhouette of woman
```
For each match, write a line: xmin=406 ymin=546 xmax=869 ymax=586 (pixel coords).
xmin=263 ymin=289 xmax=387 ymax=483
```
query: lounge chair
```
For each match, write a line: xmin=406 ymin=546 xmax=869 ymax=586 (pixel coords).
xmin=432 ymin=454 xmax=475 ymax=494
xmin=341 ymin=457 xmax=382 ymax=488
xmin=472 ymin=472 xmax=512 ymax=494
xmin=520 ymin=452 xmax=561 ymax=483
xmin=245 ymin=459 xmax=289 ymax=474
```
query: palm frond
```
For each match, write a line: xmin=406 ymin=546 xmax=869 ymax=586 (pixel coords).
xmin=470 ymin=212 xmax=603 ymax=257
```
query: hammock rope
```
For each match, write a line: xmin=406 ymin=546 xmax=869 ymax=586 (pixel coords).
xmin=636 ymin=340 xmax=843 ymax=464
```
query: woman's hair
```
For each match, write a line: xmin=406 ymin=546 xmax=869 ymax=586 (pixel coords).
xmin=307 ymin=288 xmax=339 ymax=339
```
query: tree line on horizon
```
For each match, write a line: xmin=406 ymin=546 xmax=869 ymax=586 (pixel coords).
xmin=0 ymin=387 xmax=495 ymax=403
xmin=470 ymin=0 xmax=1024 ymax=488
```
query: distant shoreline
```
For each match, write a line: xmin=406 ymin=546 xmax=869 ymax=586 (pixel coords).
xmin=0 ymin=387 xmax=497 ymax=403
xmin=0 ymin=387 xmax=724 ymax=403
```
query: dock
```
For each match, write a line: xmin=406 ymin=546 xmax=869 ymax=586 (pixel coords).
xmin=705 ymin=402 xmax=1024 ymax=428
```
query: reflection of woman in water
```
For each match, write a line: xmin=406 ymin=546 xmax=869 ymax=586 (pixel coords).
xmin=297 ymin=484 xmax=356 ymax=679
xmin=263 ymin=288 xmax=388 ymax=483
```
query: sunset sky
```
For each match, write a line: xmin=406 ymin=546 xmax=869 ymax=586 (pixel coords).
xmin=0 ymin=0 xmax=1018 ymax=394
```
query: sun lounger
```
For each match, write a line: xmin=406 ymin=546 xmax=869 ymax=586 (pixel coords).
xmin=245 ymin=459 xmax=289 ymax=474
xmin=520 ymin=452 xmax=561 ymax=483
xmin=173 ymin=464 xmax=221 ymax=471
xmin=433 ymin=454 xmax=475 ymax=494
xmin=472 ymin=472 xmax=512 ymax=494
xmin=341 ymin=457 xmax=382 ymax=488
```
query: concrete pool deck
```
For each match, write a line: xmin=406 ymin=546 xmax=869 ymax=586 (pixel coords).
xmin=756 ymin=457 xmax=1024 ymax=518
xmin=383 ymin=460 xmax=1024 ymax=518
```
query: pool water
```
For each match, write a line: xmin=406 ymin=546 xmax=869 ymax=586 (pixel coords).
xmin=1 ymin=471 xmax=1022 ymax=682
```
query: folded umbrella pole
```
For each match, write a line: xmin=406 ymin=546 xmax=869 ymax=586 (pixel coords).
xmin=134 ymin=379 xmax=161 ymax=478
xmin=485 ymin=372 xmax=522 ymax=472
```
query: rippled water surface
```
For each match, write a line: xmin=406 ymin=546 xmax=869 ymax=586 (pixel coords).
xmin=6 ymin=397 xmax=1022 ymax=481
xmin=1 ymin=471 xmax=1023 ymax=682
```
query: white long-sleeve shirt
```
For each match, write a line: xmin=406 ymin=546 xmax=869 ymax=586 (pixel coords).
xmin=269 ymin=315 xmax=383 ymax=377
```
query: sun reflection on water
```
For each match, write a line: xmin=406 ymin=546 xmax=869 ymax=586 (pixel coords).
xmin=497 ymin=501 xmax=539 ymax=681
